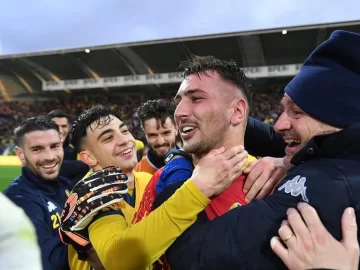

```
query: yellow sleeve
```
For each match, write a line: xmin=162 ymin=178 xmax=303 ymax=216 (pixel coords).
xmin=89 ymin=179 xmax=209 ymax=270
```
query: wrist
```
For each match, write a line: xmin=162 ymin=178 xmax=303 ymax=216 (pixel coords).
xmin=190 ymin=176 xmax=213 ymax=198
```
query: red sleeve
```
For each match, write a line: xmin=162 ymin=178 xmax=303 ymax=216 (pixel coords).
xmin=132 ymin=168 xmax=164 ymax=224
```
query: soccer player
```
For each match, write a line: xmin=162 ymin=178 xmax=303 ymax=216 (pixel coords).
xmin=47 ymin=110 xmax=89 ymax=182
xmin=4 ymin=116 xmax=73 ymax=270
xmin=63 ymin=106 xmax=248 ymax=270
xmin=135 ymin=99 xmax=178 ymax=174
xmin=47 ymin=110 xmax=76 ymax=160
xmin=161 ymin=30 xmax=360 ymax=269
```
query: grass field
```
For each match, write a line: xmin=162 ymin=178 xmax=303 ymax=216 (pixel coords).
xmin=0 ymin=166 xmax=21 ymax=191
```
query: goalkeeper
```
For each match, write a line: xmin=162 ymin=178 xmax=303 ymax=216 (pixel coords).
xmin=60 ymin=106 xmax=249 ymax=270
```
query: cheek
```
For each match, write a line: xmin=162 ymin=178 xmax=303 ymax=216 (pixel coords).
xmin=147 ymin=137 xmax=156 ymax=146
xmin=292 ymin=120 xmax=312 ymax=141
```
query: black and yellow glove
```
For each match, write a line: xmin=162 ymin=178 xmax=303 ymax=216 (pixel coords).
xmin=59 ymin=166 xmax=128 ymax=258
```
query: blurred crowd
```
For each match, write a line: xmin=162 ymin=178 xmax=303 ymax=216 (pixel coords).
xmin=0 ymin=90 xmax=282 ymax=154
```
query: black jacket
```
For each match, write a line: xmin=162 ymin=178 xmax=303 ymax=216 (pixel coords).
xmin=245 ymin=117 xmax=286 ymax=158
xmin=163 ymin=122 xmax=360 ymax=269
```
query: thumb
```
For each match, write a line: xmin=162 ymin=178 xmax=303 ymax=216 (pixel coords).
xmin=206 ymin=146 xmax=225 ymax=157
xmin=341 ymin=208 xmax=358 ymax=250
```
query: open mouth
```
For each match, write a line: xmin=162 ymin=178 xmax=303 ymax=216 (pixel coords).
xmin=42 ymin=163 xmax=57 ymax=169
xmin=285 ymin=139 xmax=301 ymax=148
xmin=181 ymin=126 xmax=196 ymax=135
xmin=118 ymin=149 xmax=132 ymax=156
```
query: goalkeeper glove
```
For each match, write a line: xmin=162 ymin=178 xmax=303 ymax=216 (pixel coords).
xmin=59 ymin=166 xmax=128 ymax=258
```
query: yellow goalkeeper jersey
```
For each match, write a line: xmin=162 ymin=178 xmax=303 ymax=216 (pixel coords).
xmin=68 ymin=171 xmax=153 ymax=270
xmin=68 ymin=177 xmax=210 ymax=270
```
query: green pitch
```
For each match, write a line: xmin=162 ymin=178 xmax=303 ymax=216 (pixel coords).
xmin=0 ymin=166 xmax=21 ymax=191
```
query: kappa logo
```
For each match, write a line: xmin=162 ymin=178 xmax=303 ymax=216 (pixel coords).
xmin=278 ymin=175 xmax=309 ymax=202
xmin=47 ymin=201 xmax=57 ymax=212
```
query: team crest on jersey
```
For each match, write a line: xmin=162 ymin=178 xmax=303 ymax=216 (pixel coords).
xmin=278 ymin=175 xmax=309 ymax=202
xmin=47 ymin=201 xmax=57 ymax=212
xmin=229 ymin=202 xmax=242 ymax=211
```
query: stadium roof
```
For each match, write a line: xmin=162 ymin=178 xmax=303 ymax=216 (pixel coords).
xmin=0 ymin=20 xmax=360 ymax=101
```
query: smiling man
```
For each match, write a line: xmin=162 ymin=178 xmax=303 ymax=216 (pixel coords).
xmin=135 ymin=99 xmax=178 ymax=174
xmin=162 ymin=30 xmax=360 ymax=269
xmin=61 ymin=105 xmax=249 ymax=270
xmin=4 ymin=116 xmax=74 ymax=270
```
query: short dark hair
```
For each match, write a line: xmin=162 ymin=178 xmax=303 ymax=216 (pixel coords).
xmin=47 ymin=110 xmax=69 ymax=120
xmin=70 ymin=106 xmax=122 ymax=153
xmin=14 ymin=116 xmax=59 ymax=147
xmin=137 ymin=99 xmax=176 ymax=129
xmin=180 ymin=55 xmax=253 ymax=107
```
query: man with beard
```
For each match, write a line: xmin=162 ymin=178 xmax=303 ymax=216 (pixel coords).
xmin=4 ymin=116 xmax=73 ymax=270
xmin=135 ymin=99 xmax=178 ymax=174
xmin=62 ymin=105 xmax=248 ymax=270
xmin=157 ymin=30 xmax=360 ymax=269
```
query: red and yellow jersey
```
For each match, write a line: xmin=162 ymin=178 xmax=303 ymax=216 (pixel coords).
xmin=133 ymin=154 xmax=257 ymax=269
xmin=133 ymin=168 xmax=164 ymax=224
xmin=135 ymin=155 xmax=257 ymax=223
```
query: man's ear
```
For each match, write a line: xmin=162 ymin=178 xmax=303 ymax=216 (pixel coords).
xmin=79 ymin=151 xmax=98 ymax=167
xmin=230 ymin=98 xmax=247 ymax=126
xmin=14 ymin=146 xmax=25 ymax=166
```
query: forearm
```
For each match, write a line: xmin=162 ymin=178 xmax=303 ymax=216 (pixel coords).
xmin=89 ymin=180 xmax=209 ymax=270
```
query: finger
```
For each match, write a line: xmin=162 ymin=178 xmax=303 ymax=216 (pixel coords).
xmin=84 ymin=173 xmax=128 ymax=187
xmin=245 ymin=169 xmax=270 ymax=202
xmin=243 ymin=160 xmax=258 ymax=174
xmin=243 ymin=161 xmax=262 ymax=193
xmin=227 ymin=150 xmax=248 ymax=169
xmin=229 ymin=157 xmax=248 ymax=180
xmin=341 ymin=207 xmax=359 ymax=251
xmin=222 ymin=145 xmax=245 ymax=160
xmin=278 ymin=220 xmax=296 ymax=248
xmin=270 ymin=236 xmax=289 ymax=266
xmin=297 ymin=202 xmax=327 ymax=234
xmin=286 ymin=207 xmax=311 ymax=241
xmin=256 ymin=173 xmax=279 ymax=200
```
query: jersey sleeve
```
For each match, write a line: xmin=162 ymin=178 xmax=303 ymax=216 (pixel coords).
xmin=88 ymin=179 xmax=210 ymax=270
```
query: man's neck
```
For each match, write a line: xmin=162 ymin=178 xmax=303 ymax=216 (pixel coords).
xmin=193 ymin=131 xmax=245 ymax=164
xmin=125 ymin=171 xmax=135 ymax=189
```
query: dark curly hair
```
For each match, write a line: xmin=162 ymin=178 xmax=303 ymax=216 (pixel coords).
xmin=14 ymin=116 xmax=59 ymax=147
xmin=179 ymin=55 xmax=253 ymax=107
xmin=70 ymin=106 xmax=122 ymax=153
xmin=137 ymin=99 xmax=176 ymax=129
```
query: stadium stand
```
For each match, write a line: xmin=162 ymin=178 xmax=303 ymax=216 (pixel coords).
xmin=0 ymin=20 xmax=359 ymax=192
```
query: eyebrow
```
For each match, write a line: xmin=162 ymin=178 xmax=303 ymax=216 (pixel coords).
xmin=97 ymin=123 xmax=127 ymax=141
xmin=30 ymin=145 xmax=44 ymax=150
xmin=174 ymin=89 xmax=207 ymax=102
xmin=30 ymin=142 xmax=60 ymax=149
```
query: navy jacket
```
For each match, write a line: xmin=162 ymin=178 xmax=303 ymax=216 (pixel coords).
xmin=60 ymin=160 xmax=89 ymax=183
xmin=3 ymin=167 xmax=75 ymax=270
xmin=63 ymin=138 xmax=77 ymax=161
xmin=163 ymin=123 xmax=360 ymax=269
xmin=245 ymin=117 xmax=286 ymax=158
